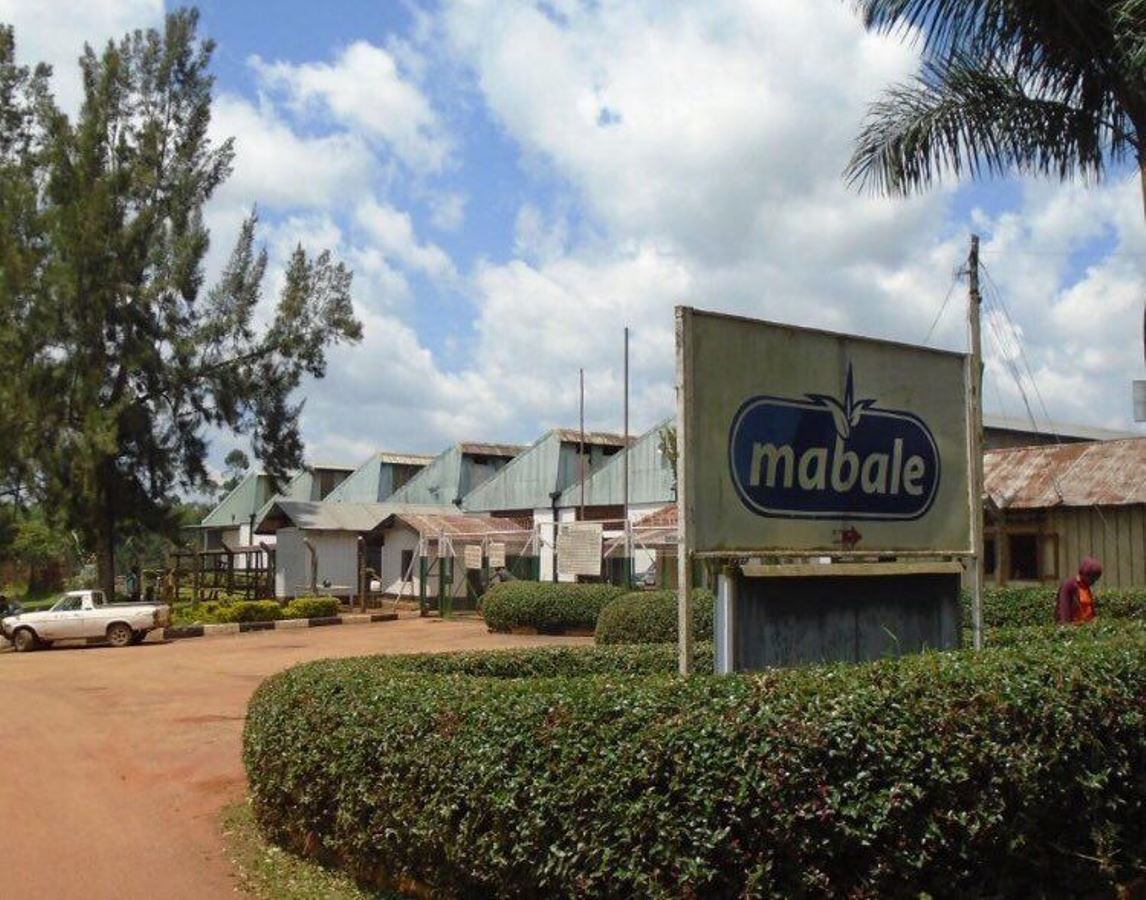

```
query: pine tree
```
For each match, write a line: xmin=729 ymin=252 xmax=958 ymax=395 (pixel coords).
xmin=0 ymin=10 xmax=362 ymax=598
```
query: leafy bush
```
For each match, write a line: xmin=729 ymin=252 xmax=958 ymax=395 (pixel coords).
xmin=171 ymin=598 xmax=283 ymax=625
xmin=217 ymin=600 xmax=283 ymax=624
xmin=595 ymin=588 xmax=715 ymax=644
xmin=245 ymin=632 xmax=1146 ymax=898
xmin=481 ymin=581 xmax=626 ymax=632
xmin=282 ymin=596 xmax=341 ymax=619
xmin=965 ymin=585 xmax=1146 ymax=629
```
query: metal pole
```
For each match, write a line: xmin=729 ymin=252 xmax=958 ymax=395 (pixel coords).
xmin=623 ymin=326 xmax=631 ymax=585
xmin=968 ymin=234 xmax=985 ymax=651
xmin=675 ymin=308 xmax=693 ymax=674
xmin=580 ymin=367 xmax=585 ymax=521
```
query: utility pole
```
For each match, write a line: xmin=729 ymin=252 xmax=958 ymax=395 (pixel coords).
xmin=967 ymin=234 xmax=985 ymax=651
xmin=623 ymin=327 xmax=631 ymax=585
xmin=579 ymin=368 xmax=585 ymax=520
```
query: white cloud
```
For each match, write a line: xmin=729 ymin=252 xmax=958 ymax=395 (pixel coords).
xmin=355 ymin=198 xmax=456 ymax=280
xmin=0 ymin=0 xmax=162 ymax=112
xmin=211 ymin=94 xmax=377 ymax=211
xmin=427 ymin=191 xmax=467 ymax=231
xmin=424 ymin=0 xmax=1145 ymax=439
xmin=441 ymin=0 xmax=921 ymax=264
xmin=251 ymin=40 xmax=450 ymax=173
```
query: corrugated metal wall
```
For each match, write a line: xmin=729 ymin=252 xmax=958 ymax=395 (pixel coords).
xmin=1048 ymin=505 xmax=1146 ymax=589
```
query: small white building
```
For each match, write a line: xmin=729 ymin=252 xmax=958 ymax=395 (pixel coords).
xmin=255 ymin=500 xmax=530 ymax=605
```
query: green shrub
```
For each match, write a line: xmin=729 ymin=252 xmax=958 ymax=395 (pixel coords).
xmin=217 ymin=600 xmax=283 ymax=624
xmin=594 ymin=588 xmax=714 ymax=644
xmin=964 ymin=585 xmax=1146 ymax=629
xmin=245 ymin=631 xmax=1146 ymax=898
xmin=282 ymin=596 xmax=341 ymax=620
xmin=481 ymin=581 xmax=626 ymax=632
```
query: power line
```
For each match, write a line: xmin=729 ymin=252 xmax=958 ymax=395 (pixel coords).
xmin=980 ymin=249 xmax=1146 ymax=259
xmin=921 ymin=271 xmax=962 ymax=345
xmin=979 ymin=262 xmax=1059 ymax=442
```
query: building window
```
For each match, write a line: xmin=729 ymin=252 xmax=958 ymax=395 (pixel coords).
xmin=401 ymin=549 xmax=415 ymax=578
xmin=983 ymin=537 xmax=996 ymax=576
xmin=1008 ymin=534 xmax=1039 ymax=581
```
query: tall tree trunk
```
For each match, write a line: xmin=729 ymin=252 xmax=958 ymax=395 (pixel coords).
xmin=94 ymin=463 xmax=116 ymax=600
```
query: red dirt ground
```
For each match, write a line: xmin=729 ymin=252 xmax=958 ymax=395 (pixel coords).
xmin=0 ymin=617 xmax=587 ymax=899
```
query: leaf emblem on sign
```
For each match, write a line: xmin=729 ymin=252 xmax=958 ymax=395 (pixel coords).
xmin=805 ymin=365 xmax=875 ymax=440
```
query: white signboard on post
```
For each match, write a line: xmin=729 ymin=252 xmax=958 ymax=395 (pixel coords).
xmin=678 ymin=307 xmax=973 ymax=556
xmin=464 ymin=544 xmax=483 ymax=570
xmin=557 ymin=523 xmax=602 ymax=577
xmin=487 ymin=542 xmax=506 ymax=569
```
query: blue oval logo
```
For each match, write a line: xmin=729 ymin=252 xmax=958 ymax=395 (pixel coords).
xmin=728 ymin=367 xmax=940 ymax=520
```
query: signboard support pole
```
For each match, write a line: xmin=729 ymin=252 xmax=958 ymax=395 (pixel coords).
xmin=968 ymin=233 xmax=985 ymax=651
xmin=676 ymin=308 xmax=694 ymax=675
xmin=715 ymin=569 xmax=735 ymax=674
xmin=623 ymin=326 xmax=632 ymax=585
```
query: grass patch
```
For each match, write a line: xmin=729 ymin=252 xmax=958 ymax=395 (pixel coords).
xmin=222 ymin=801 xmax=405 ymax=900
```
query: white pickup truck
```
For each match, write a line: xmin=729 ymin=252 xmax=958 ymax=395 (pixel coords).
xmin=1 ymin=589 xmax=171 ymax=652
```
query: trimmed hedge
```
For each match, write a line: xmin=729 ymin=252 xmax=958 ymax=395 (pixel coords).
xmin=282 ymin=596 xmax=341 ymax=620
xmin=966 ymin=585 xmax=1146 ymax=629
xmin=245 ymin=630 xmax=1146 ymax=898
xmin=594 ymin=588 xmax=715 ymax=644
xmin=481 ymin=581 xmax=626 ymax=633
xmin=217 ymin=600 xmax=284 ymax=624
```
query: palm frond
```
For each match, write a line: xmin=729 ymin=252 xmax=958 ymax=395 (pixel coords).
xmin=846 ymin=56 xmax=1127 ymax=195
xmin=852 ymin=2 xmax=1138 ymax=105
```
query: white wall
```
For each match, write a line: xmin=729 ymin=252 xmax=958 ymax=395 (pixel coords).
xmin=380 ymin=526 xmax=422 ymax=598
xmin=275 ymin=528 xmax=303 ymax=598
xmin=534 ymin=508 xmax=556 ymax=581
xmin=274 ymin=528 xmax=359 ymax=600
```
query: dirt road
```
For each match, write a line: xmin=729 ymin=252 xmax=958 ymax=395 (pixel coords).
xmin=0 ymin=617 xmax=586 ymax=899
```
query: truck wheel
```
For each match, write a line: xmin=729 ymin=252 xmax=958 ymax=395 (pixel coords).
xmin=12 ymin=629 xmax=39 ymax=653
xmin=129 ymin=630 xmax=145 ymax=645
xmin=106 ymin=622 xmax=133 ymax=648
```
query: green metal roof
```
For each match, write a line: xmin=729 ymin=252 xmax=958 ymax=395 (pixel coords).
xmin=199 ymin=472 xmax=276 ymax=528
xmin=388 ymin=443 xmax=523 ymax=507
xmin=556 ymin=420 xmax=674 ymax=508
xmin=463 ymin=429 xmax=629 ymax=513
xmin=325 ymin=452 xmax=435 ymax=503
xmin=254 ymin=500 xmax=450 ymax=534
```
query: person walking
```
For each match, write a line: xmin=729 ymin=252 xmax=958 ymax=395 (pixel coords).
xmin=1056 ymin=556 xmax=1101 ymax=625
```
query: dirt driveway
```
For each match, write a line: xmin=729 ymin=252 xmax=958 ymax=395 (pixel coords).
xmin=0 ymin=617 xmax=586 ymax=899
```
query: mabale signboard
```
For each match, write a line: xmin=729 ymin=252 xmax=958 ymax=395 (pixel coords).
xmin=678 ymin=307 xmax=973 ymax=555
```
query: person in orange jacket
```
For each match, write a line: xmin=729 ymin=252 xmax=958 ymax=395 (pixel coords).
xmin=1055 ymin=556 xmax=1101 ymax=624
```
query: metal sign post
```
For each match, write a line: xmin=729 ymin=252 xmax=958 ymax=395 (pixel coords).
xmin=676 ymin=309 xmax=694 ymax=675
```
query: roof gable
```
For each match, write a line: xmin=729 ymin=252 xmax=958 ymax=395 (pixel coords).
xmin=200 ymin=472 xmax=275 ymax=528
xmin=325 ymin=452 xmax=434 ymax=503
xmin=390 ymin=443 xmax=522 ymax=507
xmin=557 ymin=420 xmax=674 ymax=508
xmin=464 ymin=429 xmax=630 ymax=512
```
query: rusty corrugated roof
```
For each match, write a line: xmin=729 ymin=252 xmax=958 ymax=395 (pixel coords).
xmin=458 ymin=442 xmax=525 ymax=457
xmin=386 ymin=511 xmax=531 ymax=539
xmin=553 ymin=428 xmax=633 ymax=447
xmin=984 ymin=437 xmax=1146 ymax=509
xmin=636 ymin=504 xmax=677 ymax=528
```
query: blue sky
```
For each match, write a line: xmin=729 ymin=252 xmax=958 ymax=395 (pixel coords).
xmin=3 ymin=0 xmax=1145 ymax=474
